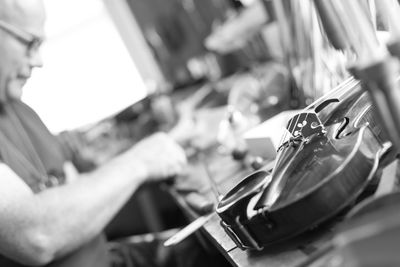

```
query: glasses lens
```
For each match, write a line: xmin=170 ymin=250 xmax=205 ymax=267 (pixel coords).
xmin=0 ymin=20 xmax=43 ymax=53
xmin=28 ymin=38 xmax=43 ymax=52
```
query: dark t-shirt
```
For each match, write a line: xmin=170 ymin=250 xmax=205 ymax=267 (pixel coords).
xmin=0 ymin=100 xmax=110 ymax=267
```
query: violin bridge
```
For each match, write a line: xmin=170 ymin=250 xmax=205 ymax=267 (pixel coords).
xmin=286 ymin=112 xmax=325 ymax=138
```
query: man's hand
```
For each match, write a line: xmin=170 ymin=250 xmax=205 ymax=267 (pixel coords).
xmin=130 ymin=132 xmax=187 ymax=182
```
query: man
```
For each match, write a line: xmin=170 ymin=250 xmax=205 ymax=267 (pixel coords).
xmin=0 ymin=0 xmax=188 ymax=266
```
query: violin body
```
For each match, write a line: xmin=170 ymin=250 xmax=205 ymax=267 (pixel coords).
xmin=217 ymin=78 xmax=391 ymax=250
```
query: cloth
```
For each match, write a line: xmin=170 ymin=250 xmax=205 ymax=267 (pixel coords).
xmin=0 ymin=100 xmax=67 ymax=192
xmin=0 ymin=100 xmax=110 ymax=267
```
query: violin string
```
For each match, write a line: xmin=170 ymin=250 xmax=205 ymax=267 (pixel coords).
xmin=304 ymin=112 xmax=310 ymax=136
xmin=199 ymin=152 xmax=222 ymax=203
xmin=289 ymin=113 xmax=299 ymax=136
xmin=279 ymin=112 xmax=298 ymax=148
xmin=278 ymin=119 xmax=291 ymax=147
xmin=274 ymin=112 xmax=302 ymax=176
xmin=293 ymin=112 xmax=303 ymax=137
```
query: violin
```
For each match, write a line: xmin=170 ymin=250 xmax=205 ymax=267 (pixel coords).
xmin=216 ymin=77 xmax=393 ymax=250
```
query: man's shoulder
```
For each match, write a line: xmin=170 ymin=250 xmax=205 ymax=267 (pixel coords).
xmin=17 ymin=100 xmax=39 ymax=114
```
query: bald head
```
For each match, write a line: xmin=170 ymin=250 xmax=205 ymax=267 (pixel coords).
xmin=0 ymin=0 xmax=46 ymax=35
xmin=0 ymin=0 xmax=46 ymax=102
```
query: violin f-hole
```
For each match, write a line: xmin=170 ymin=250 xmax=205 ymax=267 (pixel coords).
xmin=335 ymin=117 xmax=350 ymax=139
xmin=315 ymin=98 xmax=340 ymax=113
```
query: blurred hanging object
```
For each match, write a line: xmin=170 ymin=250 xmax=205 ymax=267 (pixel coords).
xmin=341 ymin=0 xmax=400 ymax=151
xmin=269 ymin=0 xmax=349 ymax=106
xmin=377 ymin=0 xmax=400 ymax=58
xmin=313 ymin=0 xmax=349 ymax=50
xmin=311 ymin=0 xmax=400 ymax=150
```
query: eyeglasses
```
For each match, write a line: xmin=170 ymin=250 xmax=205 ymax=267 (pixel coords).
xmin=0 ymin=20 xmax=44 ymax=55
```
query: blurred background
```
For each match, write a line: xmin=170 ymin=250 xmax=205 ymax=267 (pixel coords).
xmin=23 ymin=0 xmax=349 ymax=162
xmin=21 ymin=0 xmax=352 ymax=240
xmin=23 ymin=0 xmax=148 ymax=134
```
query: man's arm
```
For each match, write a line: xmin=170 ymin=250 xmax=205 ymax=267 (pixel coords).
xmin=0 ymin=132 xmax=186 ymax=266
